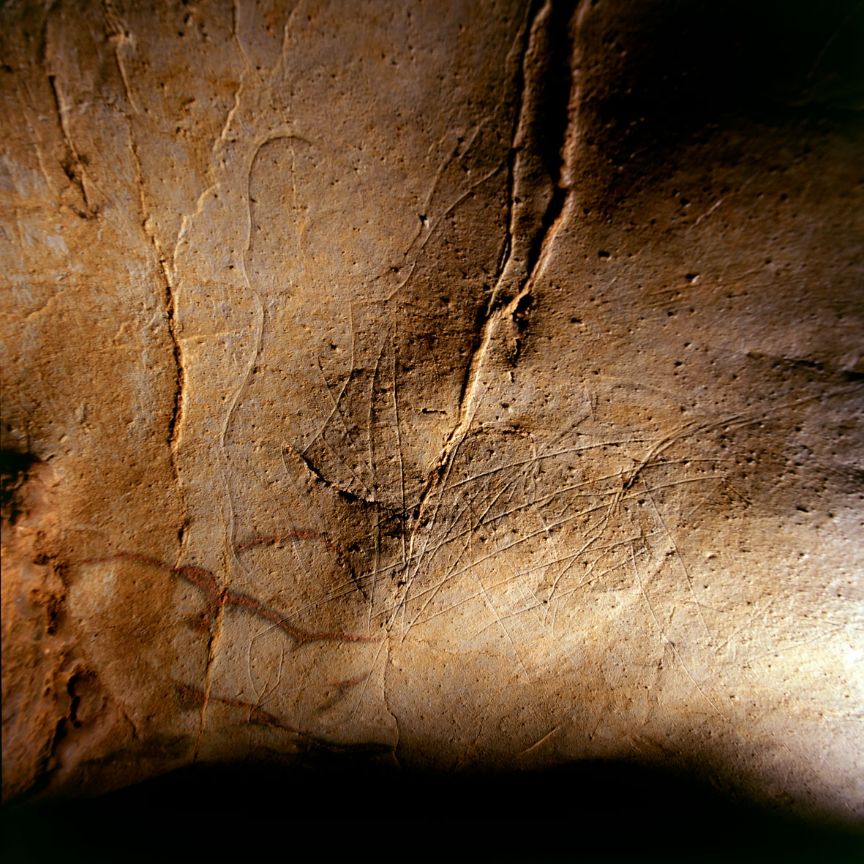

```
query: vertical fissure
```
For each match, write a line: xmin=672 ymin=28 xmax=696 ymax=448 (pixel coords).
xmin=47 ymin=74 xmax=96 ymax=218
xmin=109 ymin=46 xmax=189 ymax=560
xmin=393 ymin=0 xmax=582 ymax=614
xmin=426 ymin=0 xmax=580 ymax=491
xmin=123 ymin=117 xmax=186 ymax=479
xmin=161 ymin=261 xmax=185 ymax=457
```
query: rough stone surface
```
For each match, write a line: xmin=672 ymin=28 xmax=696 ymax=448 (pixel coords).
xmin=2 ymin=0 xmax=862 ymax=819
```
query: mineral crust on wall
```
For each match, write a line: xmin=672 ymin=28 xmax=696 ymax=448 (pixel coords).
xmin=2 ymin=0 xmax=863 ymax=819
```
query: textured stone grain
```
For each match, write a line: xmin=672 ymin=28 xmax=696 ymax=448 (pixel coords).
xmin=2 ymin=0 xmax=862 ymax=819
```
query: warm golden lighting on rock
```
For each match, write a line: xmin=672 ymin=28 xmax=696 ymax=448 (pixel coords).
xmin=2 ymin=1 xmax=862 ymax=856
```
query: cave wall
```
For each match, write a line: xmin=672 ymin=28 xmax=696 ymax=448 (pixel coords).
xmin=2 ymin=0 xmax=863 ymax=819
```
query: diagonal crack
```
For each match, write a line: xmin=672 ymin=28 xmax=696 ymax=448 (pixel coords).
xmin=382 ymin=636 xmax=402 ymax=767
xmin=98 ymin=5 xmax=187 ymax=484
xmin=118 ymin=81 xmax=186 ymax=484
xmin=107 ymin=15 xmax=189 ymax=548
xmin=195 ymin=602 xmax=224 ymax=759
xmin=408 ymin=0 xmax=583 ymax=540
xmin=46 ymin=74 xmax=96 ymax=219
xmin=289 ymin=445 xmax=381 ymax=508
xmin=159 ymin=256 xmax=185 ymax=458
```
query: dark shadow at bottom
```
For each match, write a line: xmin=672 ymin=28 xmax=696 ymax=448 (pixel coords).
xmin=3 ymin=757 xmax=863 ymax=863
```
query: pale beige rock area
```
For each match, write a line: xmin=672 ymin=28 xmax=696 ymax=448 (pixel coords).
xmin=2 ymin=0 xmax=862 ymax=820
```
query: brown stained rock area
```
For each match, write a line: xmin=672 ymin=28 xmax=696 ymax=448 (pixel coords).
xmin=1 ymin=0 xmax=862 ymax=823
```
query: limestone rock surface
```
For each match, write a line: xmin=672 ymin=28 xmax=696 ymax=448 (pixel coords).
xmin=2 ymin=0 xmax=863 ymax=820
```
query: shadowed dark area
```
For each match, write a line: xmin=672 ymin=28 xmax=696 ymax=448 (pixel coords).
xmin=3 ymin=759 xmax=863 ymax=863
xmin=578 ymin=0 xmax=864 ymax=206
xmin=0 ymin=448 xmax=38 ymax=521
xmin=2 ymin=0 xmax=863 ymax=855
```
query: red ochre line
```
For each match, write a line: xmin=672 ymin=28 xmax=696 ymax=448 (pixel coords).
xmin=222 ymin=589 xmax=376 ymax=644
xmin=175 ymin=683 xmax=303 ymax=735
xmin=78 ymin=552 xmax=378 ymax=645
xmin=328 ymin=671 xmax=372 ymax=690
xmin=174 ymin=683 xmax=381 ymax=751
xmin=79 ymin=552 xmax=219 ymax=595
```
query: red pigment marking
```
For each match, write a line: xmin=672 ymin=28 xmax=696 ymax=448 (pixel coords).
xmin=187 ymin=610 xmax=213 ymax=633
xmin=176 ymin=564 xmax=220 ymax=597
xmin=77 ymin=552 xmax=377 ymax=645
xmin=224 ymin=589 xmax=377 ymax=644
xmin=317 ymin=674 xmax=369 ymax=713
xmin=328 ymin=671 xmax=371 ymax=690
xmin=80 ymin=553 xmax=220 ymax=596
xmin=174 ymin=683 xmax=302 ymax=734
